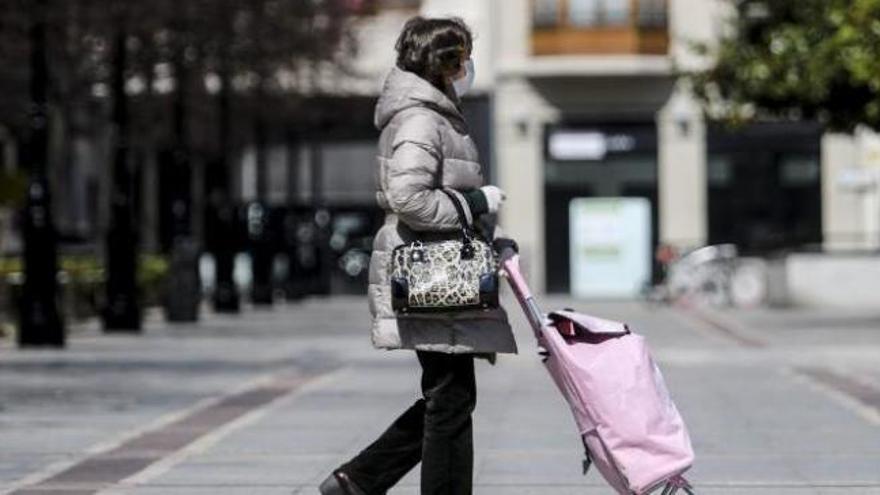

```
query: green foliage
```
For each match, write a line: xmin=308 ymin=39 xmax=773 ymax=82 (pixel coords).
xmin=0 ymin=256 xmax=22 ymax=276
xmin=137 ymin=254 xmax=170 ymax=307
xmin=691 ymin=0 xmax=880 ymax=131
xmin=60 ymin=255 xmax=103 ymax=283
xmin=0 ymin=253 xmax=170 ymax=319
xmin=137 ymin=254 xmax=169 ymax=287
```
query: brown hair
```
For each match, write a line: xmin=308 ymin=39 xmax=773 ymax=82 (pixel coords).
xmin=395 ymin=16 xmax=473 ymax=92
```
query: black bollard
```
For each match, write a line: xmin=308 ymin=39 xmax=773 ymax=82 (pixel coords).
xmin=18 ymin=180 xmax=64 ymax=347
xmin=210 ymin=202 xmax=241 ymax=313
xmin=164 ymin=237 xmax=200 ymax=322
xmin=247 ymin=202 xmax=273 ymax=305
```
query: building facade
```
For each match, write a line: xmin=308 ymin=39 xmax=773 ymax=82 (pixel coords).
xmin=491 ymin=0 xmax=880 ymax=298
xmin=294 ymin=0 xmax=880 ymax=300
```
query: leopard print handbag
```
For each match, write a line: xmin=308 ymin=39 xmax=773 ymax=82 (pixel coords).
xmin=389 ymin=189 xmax=499 ymax=313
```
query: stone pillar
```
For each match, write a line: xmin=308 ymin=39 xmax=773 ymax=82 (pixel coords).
xmin=823 ymin=131 xmax=880 ymax=251
xmin=494 ymin=78 xmax=554 ymax=294
xmin=657 ymin=85 xmax=707 ymax=250
xmin=492 ymin=0 xmax=553 ymax=293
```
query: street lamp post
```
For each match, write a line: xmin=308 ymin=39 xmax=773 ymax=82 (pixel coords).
xmin=249 ymin=82 xmax=273 ymax=306
xmin=208 ymin=49 xmax=240 ymax=313
xmin=18 ymin=0 xmax=64 ymax=347
xmin=310 ymin=139 xmax=332 ymax=296
xmin=163 ymin=39 xmax=200 ymax=323
xmin=103 ymin=27 xmax=141 ymax=332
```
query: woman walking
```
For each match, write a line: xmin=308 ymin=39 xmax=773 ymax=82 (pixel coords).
xmin=319 ymin=16 xmax=517 ymax=495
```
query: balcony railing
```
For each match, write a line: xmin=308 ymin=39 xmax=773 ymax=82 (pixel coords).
xmin=348 ymin=0 xmax=421 ymax=15
xmin=532 ymin=0 xmax=669 ymax=56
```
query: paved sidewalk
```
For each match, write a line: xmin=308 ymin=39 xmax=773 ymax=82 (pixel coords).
xmin=1 ymin=296 xmax=879 ymax=494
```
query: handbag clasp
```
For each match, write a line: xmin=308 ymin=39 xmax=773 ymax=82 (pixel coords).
xmin=460 ymin=240 xmax=475 ymax=260
xmin=410 ymin=241 xmax=425 ymax=263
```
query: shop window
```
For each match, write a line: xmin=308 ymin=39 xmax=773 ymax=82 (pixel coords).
xmin=543 ymin=124 xmax=659 ymax=293
xmin=707 ymin=156 xmax=733 ymax=186
xmin=707 ymin=123 xmax=823 ymax=253
xmin=779 ymin=155 xmax=820 ymax=186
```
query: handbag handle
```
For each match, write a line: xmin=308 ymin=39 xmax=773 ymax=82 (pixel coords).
xmin=434 ymin=148 xmax=477 ymax=255
xmin=439 ymin=188 xmax=477 ymax=258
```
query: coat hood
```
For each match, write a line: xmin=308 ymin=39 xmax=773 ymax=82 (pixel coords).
xmin=374 ymin=67 xmax=465 ymax=131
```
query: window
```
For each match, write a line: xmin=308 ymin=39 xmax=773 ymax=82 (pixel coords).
xmin=377 ymin=0 xmax=421 ymax=10
xmin=568 ymin=0 xmax=600 ymax=26
xmin=637 ymin=0 xmax=667 ymax=27
xmin=779 ymin=155 xmax=820 ymax=186
xmin=531 ymin=0 xmax=669 ymax=55
xmin=602 ymin=0 xmax=632 ymax=26
xmin=350 ymin=0 xmax=421 ymax=15
xmin=533 ymin=0 xmax=561 ymax=28
xmin=568 ymin=0 xmax=632 ymax=27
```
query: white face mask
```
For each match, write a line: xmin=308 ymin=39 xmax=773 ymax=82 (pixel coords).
xmin=452 ymin=58 xmax=475 ymax=98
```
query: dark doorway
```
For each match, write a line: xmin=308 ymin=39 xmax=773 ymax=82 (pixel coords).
xmin=544 ymin=185 xmax=593 ymax=293
xmin=707 ymin=122 xmax=823 ymax=254
xmin=543 ymin=122 xmax=659 ymax=293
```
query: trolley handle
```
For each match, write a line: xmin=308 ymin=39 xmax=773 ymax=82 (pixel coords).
xmin=499 ymin=247 xmax=545 ymax=333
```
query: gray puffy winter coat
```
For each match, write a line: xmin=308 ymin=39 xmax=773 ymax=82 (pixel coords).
xmin=367 ymin=67 xmax=517 ymax=355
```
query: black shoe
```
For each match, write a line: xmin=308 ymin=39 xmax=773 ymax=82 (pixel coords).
xmin=318 ymin=470 xmax=367 ymax=495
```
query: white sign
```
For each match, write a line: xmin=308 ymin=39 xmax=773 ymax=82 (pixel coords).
xmin=549 ymin=130 xmax=638 ymax=161
xmin=570 ymin=198 xmax=652 ymax=298
xmin=550 ymin=131 xmax=607 ymax=160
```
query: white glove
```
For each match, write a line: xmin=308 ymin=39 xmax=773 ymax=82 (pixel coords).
xmin=480 ymin=185 xmax=507 ymax=214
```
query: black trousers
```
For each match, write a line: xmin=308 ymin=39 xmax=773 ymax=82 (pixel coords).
xmin=340 ymin=351 xmax=477 ymax=495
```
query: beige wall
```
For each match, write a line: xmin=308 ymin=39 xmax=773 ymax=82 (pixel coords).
xmin=787 ymin=254 xmax=880 ymax=308
xmin=422 ymin=0 xmax=496 ymax=93
xmin=669 ymin=0 xmax=731 ymax=72
xmin=491 ymin=0 xmax=530 ymax=62
xmin=343 ymin=0 xmax=497 ymax=95
xmin=657 ymin=84 xmax=707 ymax=249
xmin=822 ymin=131 xmax=880 ymax=251
xmin=494 ymin=79 xmax=558 ymax=293
xmin=658 ymin=0 xmax=723 ymax=249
